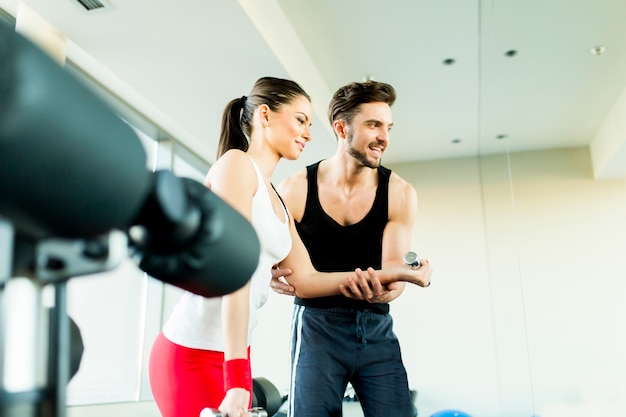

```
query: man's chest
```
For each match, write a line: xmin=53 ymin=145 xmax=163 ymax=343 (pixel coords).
xmin=317 ymin=186 xmax=377 ymax=226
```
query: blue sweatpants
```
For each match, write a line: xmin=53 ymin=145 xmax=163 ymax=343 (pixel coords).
xmin=288 ymin=305 xmax=414 ymax=417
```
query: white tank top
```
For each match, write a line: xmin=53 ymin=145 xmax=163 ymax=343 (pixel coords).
xmin=162 ymin=155 xmax=292 ymax=350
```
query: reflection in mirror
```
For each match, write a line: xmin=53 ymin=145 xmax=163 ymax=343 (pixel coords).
xmin=478 ymin=1 xmax=626 ymax=416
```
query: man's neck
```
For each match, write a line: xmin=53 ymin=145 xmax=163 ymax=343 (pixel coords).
xmin=321 ymin=154 xmax=378 ymax=190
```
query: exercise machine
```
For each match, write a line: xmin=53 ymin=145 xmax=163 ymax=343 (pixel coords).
xmin=0 ymin=19 xmax=260 ymax=417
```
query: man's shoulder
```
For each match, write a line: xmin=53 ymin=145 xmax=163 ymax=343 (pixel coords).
xmin=282 ymin=159 xmax=323 ymax=186
xmin=277 ymin=167 xmax=308 ymax=197
xmin=276 ymin=166 xmax=311 ymax=219
xmin=284 ymin=166 xmax=308 ymax=184
xmin=386 ymin=169 xmax=417 ymax=197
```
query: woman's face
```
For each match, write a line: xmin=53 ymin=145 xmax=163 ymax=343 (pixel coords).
xmin=267 ymin=95 xmax=313 ymax=160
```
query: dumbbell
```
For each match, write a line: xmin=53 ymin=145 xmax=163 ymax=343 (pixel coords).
xmin=252 ymin=377 xmax=284 ymax=416
xmin=199 ymin=406 xmax=268 ymax=417
xmin=403 ymin=251 xmax=421 ymax=269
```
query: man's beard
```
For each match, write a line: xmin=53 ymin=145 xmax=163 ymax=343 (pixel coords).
xmin=346 ymin=130 xmax=380 ymax=169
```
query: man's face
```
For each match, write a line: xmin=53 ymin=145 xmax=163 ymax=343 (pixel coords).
xmin=344 ymin=102 xmax=393 ymax=168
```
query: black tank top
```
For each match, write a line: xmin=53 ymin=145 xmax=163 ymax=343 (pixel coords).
xmin=294 ymin=161 xmax=391 ymax=313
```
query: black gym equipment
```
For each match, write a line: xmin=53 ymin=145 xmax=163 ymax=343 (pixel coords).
xmin=0 ymin=18 xmax=261 ymax=417
xmin=252 ymin=377 xmax=284 ymax=417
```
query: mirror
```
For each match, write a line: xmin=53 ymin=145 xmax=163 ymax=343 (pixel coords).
xmin=474 ymin=1 xmax=626 ymax=416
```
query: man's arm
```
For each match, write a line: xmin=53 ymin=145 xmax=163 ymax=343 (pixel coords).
xmin=341 ymin=173 xmax=432 ymax=303
xmin=271 ymin=169 xmax=431 ymax=299
xmin=379 ymin=173 xmax=418 ymax=302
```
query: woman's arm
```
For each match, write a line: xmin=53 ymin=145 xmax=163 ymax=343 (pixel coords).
xmin=278 ymin=215 xmax=431 ymax=299
xmin=219 ymin=281 xmax=252 ymax=413
xmin=204 ymin=150 xmax=255 ymax=411
xmin=275 ymin=169 xmax=431 ymax=299
xmin=205 ymin=150 xmax=256 ymax=354
xmin=221 ymin=282 xmax=251 ymax=359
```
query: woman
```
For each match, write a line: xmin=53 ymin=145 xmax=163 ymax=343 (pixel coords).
xmin=149 ymin=76 xmax=429 ymax=417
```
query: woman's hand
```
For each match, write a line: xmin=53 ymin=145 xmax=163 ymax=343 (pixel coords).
xmin=218 ymin=387 xmax=251 ymax=416
xmin=339 ymin=268 xmax=398 ymax=302
xmin=270 ymin=264 xmax=296 ymax=296
xmin=339 ymin=260 xmax=433 ymax=301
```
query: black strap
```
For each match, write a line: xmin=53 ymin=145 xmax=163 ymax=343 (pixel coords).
xmin=270 ymin=183 xmax=290 ymax=223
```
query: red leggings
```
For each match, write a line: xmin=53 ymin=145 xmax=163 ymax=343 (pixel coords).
xmin=149 ymin=332 xmax=252 ymax=417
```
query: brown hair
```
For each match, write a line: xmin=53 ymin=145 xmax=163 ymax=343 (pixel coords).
xmin=216 ymin=77 xmax=310 ymax=159
xmin=327 ymin=80 xmax=396 ymax=129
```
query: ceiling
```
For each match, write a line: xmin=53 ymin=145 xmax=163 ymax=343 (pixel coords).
xmin=3 ymin=0 xmax=626 ymax=181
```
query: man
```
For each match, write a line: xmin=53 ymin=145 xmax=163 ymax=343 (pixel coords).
xmin=272 ymin=80 xmax=432 ymax=417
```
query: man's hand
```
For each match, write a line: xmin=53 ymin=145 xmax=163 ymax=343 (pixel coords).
xmin=339 ymin=268 xmax=398 ymax=302
xmin=270 ymin=264 xmax=296 ymax=296
xmin=407 ymin=259 xmax=432 ymax=287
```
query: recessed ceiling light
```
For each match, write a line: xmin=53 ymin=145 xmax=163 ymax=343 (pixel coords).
xmin=504 ymin=50 xmax=517 ymax=57
xmin=496 ymin=134 xmax=508 ymax=140
xmin=590 ymin=45 xmax=606 ymax=55
xmin=443 ymin=58 xmax=455 ymax=65
xmin=452 ymin=138 xmax=461 ymax=144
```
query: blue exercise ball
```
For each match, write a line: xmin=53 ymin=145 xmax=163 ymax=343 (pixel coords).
xmin=430 ymin=410 xmax=472 ymax=417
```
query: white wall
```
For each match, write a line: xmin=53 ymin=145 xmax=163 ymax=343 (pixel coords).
xmin=64 ymin=146 xmax=626 ymax=417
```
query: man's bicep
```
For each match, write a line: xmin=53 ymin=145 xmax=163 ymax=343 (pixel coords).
xmin=277 ymin=172 xmax=308 ymax=222
xmin=381 ymin=220 xmax=414 ymax=266
xmin=381 ymin=182 xmax=418 ymax=266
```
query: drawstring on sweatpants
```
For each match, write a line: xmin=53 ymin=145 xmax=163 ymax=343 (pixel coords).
xmin=356 ymin=311 xmax=367 ymax=350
